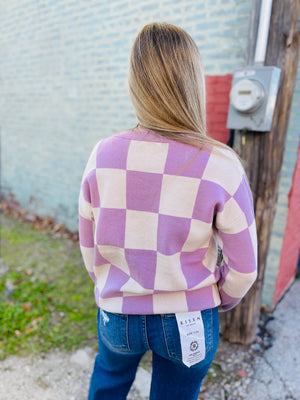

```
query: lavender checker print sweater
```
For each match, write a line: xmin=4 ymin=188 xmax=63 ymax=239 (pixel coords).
xmin=79 ymin=130 xmax=257 ymax=314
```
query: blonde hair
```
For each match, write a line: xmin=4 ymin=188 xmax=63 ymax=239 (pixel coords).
xmin=128 ymin=22 xmax=230 ymax=151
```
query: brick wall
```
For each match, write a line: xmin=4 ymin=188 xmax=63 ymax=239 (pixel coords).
xmin=262 ymin=58 xmax=300 ymax=307
xmin=206 ymin=75 xmax=233 ymax=144
xmin=0 ymin=0 xmax=251 ymax=231
xmin=262 ymin=60 xmax=300 ymax=307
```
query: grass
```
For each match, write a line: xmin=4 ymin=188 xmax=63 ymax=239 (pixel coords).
xmin=0 ymin=215 xmax=98 ymax=359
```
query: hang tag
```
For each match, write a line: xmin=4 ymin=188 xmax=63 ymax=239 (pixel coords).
xmin=175 ymin=311 xmax=206 ymax=368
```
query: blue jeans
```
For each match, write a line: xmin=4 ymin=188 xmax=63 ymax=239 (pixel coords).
xmin=88 ymin=307 xmax=219 ymax=400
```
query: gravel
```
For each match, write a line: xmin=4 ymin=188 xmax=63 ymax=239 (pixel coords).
xmin=0 ymin=348 xmax=93 ymax=400
xmin=0 ymin=332 xmax=267 ymax=400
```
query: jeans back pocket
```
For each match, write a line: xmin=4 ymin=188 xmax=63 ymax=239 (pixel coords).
xmin=200 ymin=308 xmax=214 ymax=353
xmin=161 ymin=308 xmax=217 ymax=362
xmin=98 ymin=309 xmax=130 ymax=352
xmin=161 ymin=314 xmax=182 ymax=361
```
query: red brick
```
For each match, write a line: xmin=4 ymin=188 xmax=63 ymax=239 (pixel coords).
xmin=206 ymin=74 xmax=232 ymax=145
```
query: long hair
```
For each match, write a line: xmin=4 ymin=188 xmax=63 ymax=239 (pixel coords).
xmin=128 ymin=22 xmax=230 ymax=151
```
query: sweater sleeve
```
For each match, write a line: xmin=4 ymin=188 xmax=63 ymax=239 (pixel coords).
xmin=78 ymin=142 xmax=100 ymax=281
xmin=214 ymin=160 xmax=258 ymax=311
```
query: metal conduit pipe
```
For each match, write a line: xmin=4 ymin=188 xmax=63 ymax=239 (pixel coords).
xmin=254 ymin=0 xmax=273 ymax=64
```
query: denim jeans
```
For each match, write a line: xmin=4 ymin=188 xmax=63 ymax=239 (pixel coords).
xmin=88 ymin=307 xmax=219 ymax=400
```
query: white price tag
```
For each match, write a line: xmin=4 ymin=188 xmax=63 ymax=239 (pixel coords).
xmin=175 ymin=311 xmax=206 ymax=368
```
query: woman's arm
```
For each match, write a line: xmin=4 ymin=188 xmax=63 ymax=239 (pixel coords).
xmin=215 ymin=170 xmax=258 ymax=311
xmin=78 ymin=142 xmax=100 ymax=282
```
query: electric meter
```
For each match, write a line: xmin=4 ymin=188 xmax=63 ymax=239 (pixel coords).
xmin=227 ymin=66 xmax=281 ymax=132
xmin=230 ymin=79 xmax=264 ymax=113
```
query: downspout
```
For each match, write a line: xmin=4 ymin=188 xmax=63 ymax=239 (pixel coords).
xmin=254 ymin=0 xmax=273 ymax=65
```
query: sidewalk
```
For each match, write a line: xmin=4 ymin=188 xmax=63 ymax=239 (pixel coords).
xmin=245 ymin=278 xmax=300 ymax=400
xmin=129 ymin=278 xmax=300 ymax=400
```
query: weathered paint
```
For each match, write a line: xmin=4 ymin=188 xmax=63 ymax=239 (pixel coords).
xmin=273 ymin=143 xmax=300 ymax=305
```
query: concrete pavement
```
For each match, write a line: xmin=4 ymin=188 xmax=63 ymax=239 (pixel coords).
xmin=245 ymin=278 xmax=300 ymax=400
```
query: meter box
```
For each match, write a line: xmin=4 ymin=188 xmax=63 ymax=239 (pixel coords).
xmin=227 ymin=66 xmax=281 ymax=132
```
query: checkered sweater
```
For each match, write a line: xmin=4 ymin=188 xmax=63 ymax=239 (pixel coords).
xmin=79 ymin=130 xmax=257 ymax=314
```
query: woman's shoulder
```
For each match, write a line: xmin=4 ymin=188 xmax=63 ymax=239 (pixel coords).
xmin=202 ymin=145 xmax=247 ymax=195
xmin=209 ymin=145 xmax=245 ymax=173
xmin=92 ymin=131 xmax=133 ymax=153
xmin=97 ymin=130 xmax=145 ymax=148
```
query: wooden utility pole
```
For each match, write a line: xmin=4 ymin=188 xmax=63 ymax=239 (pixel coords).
xmin=220 ymin=0 xmax=300 ymax=344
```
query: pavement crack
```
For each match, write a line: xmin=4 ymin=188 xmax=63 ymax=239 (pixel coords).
xmin=263 ymin=356 xmax=296 ymax=400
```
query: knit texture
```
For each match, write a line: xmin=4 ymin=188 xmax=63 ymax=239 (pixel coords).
xmin=79 ymin=130 xmax=257 ymax=314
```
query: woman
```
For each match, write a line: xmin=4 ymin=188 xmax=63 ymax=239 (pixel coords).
xmin=79 ymin=22 xmax=257 ymax=400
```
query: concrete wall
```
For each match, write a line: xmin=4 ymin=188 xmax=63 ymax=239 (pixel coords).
xmin=1 ymin=0 xmax=251 ymax=231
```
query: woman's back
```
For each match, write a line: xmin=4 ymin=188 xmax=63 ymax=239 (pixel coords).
xmin=79 ymin=129 xmax=257 ymax=315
